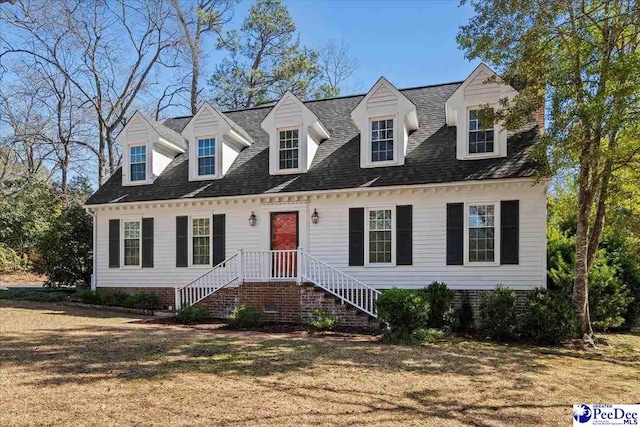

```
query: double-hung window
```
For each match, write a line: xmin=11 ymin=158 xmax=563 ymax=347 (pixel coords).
xmin=197 ymin=138 xmax=216 ymax=176
xmin=467 ymin=203 xmax=497 ymax=263
xmin=123 ymin=220 xmax=141 ymax=266
xmin=278 ymin=129 xmax=299 ymax=170
xmin=130 ymin=145 xmax=146 ymax=182
xmin=367 ymin=208 xmax=393 ymax=264
xmin=370 ymin=118 xmax=394 ymax=162
xmin=192 ymin=217 xmax=211 ymax=265
xmin=468 ymin=109 xmax=494 ymax=154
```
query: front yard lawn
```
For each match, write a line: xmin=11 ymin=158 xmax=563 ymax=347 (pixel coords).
xmin=1 ymin=300 xmax=638 ymax=426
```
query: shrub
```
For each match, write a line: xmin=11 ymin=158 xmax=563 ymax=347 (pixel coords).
xmin=376 ymin=288 xmax=430 ymax=343
xmin=421 ymin=282 xmax=454 ymax=330
xmin=176 ymin=305 xmax=210 ymax=324
xmin=125 ymin=293 xmax=161 ymax=310
xmin=454 ymin=291 xmax=475 ymax=333
xmin=408 ymin=328 xmax=445 ymax=344
xmin=35 ymin=203 xmax=92 ymax=287
xmin=307 ymin=308 xmax=340 ymax=332
xmin=589 ymin=259 xmax=633 ymax=330
xmin=74 ymin=290 xmax=102 ymax=305
xmin=479 ymin=285 xmax=518 ymax=341
xmin=230 ymin=305 xmax=265 ymax=328
xmin=520 ymin=288 xmax=577 ymax=345
xmin=0 ymin=244 xmax=30 ymax=273
xmin=0 ymin=289 xmax=68 ymax=302
xmin=98 ymin=290 xmax=129 ymax=307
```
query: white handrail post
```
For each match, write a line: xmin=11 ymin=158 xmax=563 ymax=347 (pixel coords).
xmin=238 ymin=249 xmax=244 ymax=283
xmin=297 ymin=247 xmax=303 ymax=284
xmin=174 ymin=287 xmax=181 ymax=311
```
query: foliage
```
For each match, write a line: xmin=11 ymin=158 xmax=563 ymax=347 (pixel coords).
xmin=35 ymin=203 xmax=93 ymax=287
xmin=459 ymin=0 xmax=640 ymax=336
xmin=479 ymin=286 xmax=518 ymax=342
xmin=74 ymin=290 xmax=102 ymax=305
xmin=307 ymin=308 xmax=340 ymax=332
xmin=0 ymin=179 xmax=59 ymax=256
xmin=230 ymin=305 xmax=265 ymax=328
xmin=210 ymin=0 xmax=320 ymax=109
xmin=454 ymin=291 xmax=475 ymax=333
xmin=0 ymin=243 xmax=30 ymax=273
xmin=408 ymin=328 xmax=445 ymax=345
xmin=421 ymin=282 xmax=454 ymax=330
xmin=520 ymin=289 xmax=577 ymax=345
xmin=376 ymin=288 xmax=430 ymax=343
xmin=0 ymin=289 xmax=69 ymax=302
xmin=98 ymin=290 xmax=130 ymax=307
xmin=589 ymin=257 xmax=633 ymax=330
xmin=125 ymin=293 xmax=161 ymax=310
xmin=176 ymin=305 xmax=210 ymax=324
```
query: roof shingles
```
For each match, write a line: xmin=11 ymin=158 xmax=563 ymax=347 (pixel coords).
xmin=88 ymin=82 xmax=540 ymax=205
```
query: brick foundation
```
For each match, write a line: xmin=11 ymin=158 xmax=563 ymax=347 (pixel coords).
xmin=451 ymin=289 xmax=532 ymax=324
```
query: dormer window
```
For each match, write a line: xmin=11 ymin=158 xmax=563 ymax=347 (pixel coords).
xmin=371 ymin=118 xmax=394 ymax=162
xmin=350 ymin=77 xmax=418 ymax=169
xmin=261 ymin=91 xmax=330 ymax=176
xmin=130 ymin=145 xmax=147 ymax=182
xmin=197 ymin=138 xmax=216 ymax=176
xmin=278 ymin=128 xmax=299 ymax=170
xmin=468 ymin=109 xmax=494 ymax=154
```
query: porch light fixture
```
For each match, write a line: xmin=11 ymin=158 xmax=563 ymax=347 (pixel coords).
xmin=311 ymin=208 xmax=319 ymax=224
xmin=248 ymin=211 xmax=257 ymax=226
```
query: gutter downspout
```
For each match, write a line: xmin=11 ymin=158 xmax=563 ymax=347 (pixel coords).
xmin=85 ymin=207 xmax=97 ymax=291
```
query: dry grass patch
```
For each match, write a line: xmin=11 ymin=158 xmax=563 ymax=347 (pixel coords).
xmin=1 ymin=300 xmax=638 ymax=426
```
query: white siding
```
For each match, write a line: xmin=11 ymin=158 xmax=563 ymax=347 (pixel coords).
xmin=94 ymin=181 xmax=546 ymax=291
xmin=274 ymin=97 xmax=302 ymax=126
xmin=367 ymin=84 xmax=399 ymax=111
xmin=464 ymin=67 xmax=502 ymax=100
xmin=193 ymin=108 xmax=219 ymax=136
xmin=152 ymin=145 xmax=173 ymax=178
xmin=126 ymin=118 xmax=148 ymax=142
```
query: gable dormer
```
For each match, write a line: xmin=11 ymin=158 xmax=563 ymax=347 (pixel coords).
xmin=182 ymin=103 xmax=253 ymax=181
xmin=261 ymin=91 xmax=330 ymax=175
xmin=445 ymin=63 xmax=518 ymax=160
xmin=117 ymin=111 xmax=187 ymax=187
xmin=350 ymin=77 xmax=418 ymax=169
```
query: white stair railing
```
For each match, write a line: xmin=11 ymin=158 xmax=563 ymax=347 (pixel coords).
xmin=299 ymin=250 xmax=381 ymax=318
xmin=175 ymin=253 xmax=240 ymax=309
xmin=243 ymin=250 xmax=298 ymax=281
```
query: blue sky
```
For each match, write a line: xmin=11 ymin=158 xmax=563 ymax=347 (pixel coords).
xmin=206 ymin=0 xmax=478 ymax=95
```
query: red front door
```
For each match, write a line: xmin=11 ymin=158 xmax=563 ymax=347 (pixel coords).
xmin=270 ymin=212 xmax=298 ymax=277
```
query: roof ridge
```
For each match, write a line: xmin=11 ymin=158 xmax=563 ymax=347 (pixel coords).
xmin=166 ymin=80 xmax=465 ymax=119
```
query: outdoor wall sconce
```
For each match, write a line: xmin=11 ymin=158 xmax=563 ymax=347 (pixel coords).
xmin=311 ymin=208 xmax=319 ymax=224
xmin=248 ymin=211 xmax=257 ymax=226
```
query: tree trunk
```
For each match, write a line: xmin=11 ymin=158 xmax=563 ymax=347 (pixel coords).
xmin=574 ymin=160 xmax=595 ymax=338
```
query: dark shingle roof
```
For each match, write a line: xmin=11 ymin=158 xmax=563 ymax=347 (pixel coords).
xmin=87 ymin=82 xmax=541 ymax=205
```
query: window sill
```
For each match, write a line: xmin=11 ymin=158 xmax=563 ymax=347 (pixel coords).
xmin=272 ymin=168 xmax=304 ymax=175
xmin=364 ymin=263 xmax=396 ymax=268
xmin=190 ymin=174 xmax=222 ymax=181
xmin=120 ymin=265 xmax=142 ymax=270
xmin=362 ymin=160 xmax=401 ymax=168
xmin=461 ymin=152 xmax=501 ymax=160
xmin=124 ymin=180 xmax=150 ymax=186
xmin=463 ymin=261 xmax=500 ymax=267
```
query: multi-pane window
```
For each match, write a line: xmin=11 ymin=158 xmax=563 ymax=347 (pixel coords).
xmin=130 ymin=146 xmax=146 ymax=181
xmin=468 ymin=109 xmax=494 ymax=154
xmin=279 ymin=129 xmax=299 ymax=170
xmin=123 ymin=220 xmax=141 ymax=266
xmin=192 ymin=218 xmax=210 ymax=265
xmin=368 ymin=209 xmax=392 ymax=263
xmin=197 ymin=138 xmax=216 ymax=176
xmin=468 ymin=204 xmax=495 ymax=262
xmin=371 ymin=119 xmax=394 ymax=162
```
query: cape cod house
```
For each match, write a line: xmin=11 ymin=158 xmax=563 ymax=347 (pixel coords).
xmin=85 ymin=63 xmax=547 ymax=326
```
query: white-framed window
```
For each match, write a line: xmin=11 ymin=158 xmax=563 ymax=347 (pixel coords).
xmin=370 ymin=118 xmax=394 ymax=162
xmin=197 ymin=138 xmax=216 ymax=176
xmin=130 ymin=145 xmax=146 ymax=181
xmin=366 ymin=207 xmax=394 ymax=265
xmin=465 ymin=202 xmax=500 ymax=265
xmin=191 ymin=217 xmax=211 ymax=266
xmin=123 ymin=219 xmax=141 ymax=266
xmin=278 ymin=128 xmax=299 ymax=170
xmin=468 ymin=109 xmax=495 ymax=154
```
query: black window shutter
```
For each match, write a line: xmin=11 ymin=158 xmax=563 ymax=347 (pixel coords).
xmin=501 ymin=200 xmax=519 ymax=264
xmin=396 ymin=205 xmax=413 ymax=265
xmin=142 ymin=218 xmax=154 ymax=268
xmin=446 ymin=203 xmax=464 ymax=265
xmin=176 ymin=216 xmax=188 ymax=267
xmin=108 ymin=219 xmax=120 ymax=268
xmin=212 ymin=214 xmax=225 ymax=265
xmin=348 ymin=208 xmax=365 ymax=266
